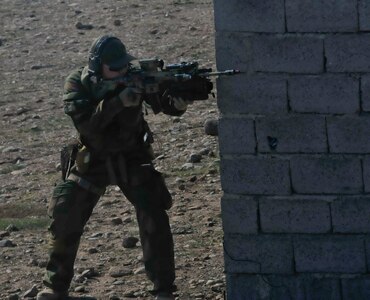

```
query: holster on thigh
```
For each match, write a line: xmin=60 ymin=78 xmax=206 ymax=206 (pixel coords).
xmin=48 ymin=179 xmax=99 ymax=242
xmin=48 ymin=180 xmax=78 ymax=218
xmin=60 ymin=142 xmax=79 ymax=181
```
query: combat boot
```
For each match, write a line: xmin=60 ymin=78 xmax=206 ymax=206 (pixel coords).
xmin=155 ymin=291 xmax=175 ymax=300
xmin=36 ymin=288 xmax=68 ymax=300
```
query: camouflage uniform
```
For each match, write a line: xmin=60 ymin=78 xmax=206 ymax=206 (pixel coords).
xmin=43 ymin=65 xmax=185 ymax=296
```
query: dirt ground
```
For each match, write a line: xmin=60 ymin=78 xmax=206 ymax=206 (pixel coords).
xmin=0 ymin=0 xmax=225 ymax=299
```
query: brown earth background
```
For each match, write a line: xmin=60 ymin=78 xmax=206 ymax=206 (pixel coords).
xmin=0 ymin=0 xmax=225 ymax=299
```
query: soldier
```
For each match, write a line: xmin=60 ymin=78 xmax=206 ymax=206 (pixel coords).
xmin=37 ymin=35 xmax=189 ymax=300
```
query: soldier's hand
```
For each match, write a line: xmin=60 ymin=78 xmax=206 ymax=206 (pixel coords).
xmin=119 ymin=87 xmax=143 ymax=107
xmin=99 ymin=80 xmax=119 ymax=94
xmin=170 ymin=96 xmax=192 ymax=111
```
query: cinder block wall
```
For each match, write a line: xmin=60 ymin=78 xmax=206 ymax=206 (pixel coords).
xmin=214 ymin=1 xmax=370 ymax=299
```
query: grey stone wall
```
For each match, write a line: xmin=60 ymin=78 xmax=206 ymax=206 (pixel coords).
xmin=214 ymin=0 xmax=370 ymax=299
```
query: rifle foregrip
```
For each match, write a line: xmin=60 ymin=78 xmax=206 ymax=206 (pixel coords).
xmin=162 ymin=76 xmax=213 ymax=101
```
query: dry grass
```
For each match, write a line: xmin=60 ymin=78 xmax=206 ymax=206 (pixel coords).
xmin=0 ymin=217 xmax=49 ymax=230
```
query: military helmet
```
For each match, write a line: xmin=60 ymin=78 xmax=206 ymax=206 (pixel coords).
xmin=88 ymin=35 xmax=136 ymax=81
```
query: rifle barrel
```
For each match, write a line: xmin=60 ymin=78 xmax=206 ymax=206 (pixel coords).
xmin=199 ymin=69 xmax=241 ymax=77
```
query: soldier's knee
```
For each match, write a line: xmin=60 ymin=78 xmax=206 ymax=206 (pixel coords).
xmin=49 ymin=231 xmax=82 ymax=250
xmin=130 ymin=168 xmax=172 ymax=210
xmin=48 ymin=180 xmax=78 ymax=218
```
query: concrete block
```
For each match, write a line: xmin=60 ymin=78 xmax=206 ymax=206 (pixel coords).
xmin=215 ymin=32 xmax=324 ymax=73
xmin=227 ymin=274 xmax=341 ymax=300
xmin=226 ymin=274 xmax=260 ymax=300
xmin=332 ymin=197 xmax=370 ymax=233
xmin=221 ymin=158 xmax=291 ymax=195
xmin=327 ymin=116 xmax=370 ymax=153
xmin=361 ymin=75 xmax=370 ymax=112
xmin=286 ymin=0 xmax=358 ymax=32
xmin=251 ymin=35 xmax=324 ymax=73
xmin=362 ymin=157 xmax=370 ymax=193
xmin=326 ymin=34 xmax=370 ymax=72
xmin=215 ymin=32 xmax=251 ymax=71
xmin=366 ymin=239 xmax=370 ymax=271
xmin=221 ymin=196 xmax=258 ymax=234
xmin=227 ymin=274 xmax=302 ymax=300
xmin=217 ymin=75 xmax=287 ymax=114
xmin=359 ymin=0 xmax=370 ymax=31
xmin=218 ymin=117 xmax=255 ymax=154
xmin=294 ymin=236 xmax=367 ymax=273
xmin=289 ymin=75 xmax=359 ymax=114
xmin=214 ymin=0 xmax=285 ymax=33
xmin=290 ymin=156 xmax=362 ymax=194
xmin=224 ymin=234 xmax=293 ymax=274
xmin=260 ymin=198 xmax=331 ymax=233
xmin=342 ymin=278 xmax=370 ymax=300
xmin=256 ymin=115 xmax=327 ymax=153
xmin=305 ymin=277 xmax=342 ymax=300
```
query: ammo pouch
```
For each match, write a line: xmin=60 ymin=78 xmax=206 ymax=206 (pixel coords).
xmin=60 ymin=142 xmax=79 ymax=181
xmin=75 ymin=146 xmax=91 ymax=174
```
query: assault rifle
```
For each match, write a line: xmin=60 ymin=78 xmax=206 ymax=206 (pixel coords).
xmin=109 ymin=58 xmax=241 ymax=114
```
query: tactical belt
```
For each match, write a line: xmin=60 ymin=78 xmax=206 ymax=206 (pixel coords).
xmin=67 ymin=173 xmax=106 ymax=196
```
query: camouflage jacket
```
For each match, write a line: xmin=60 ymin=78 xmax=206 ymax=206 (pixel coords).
xmin=63 ymin=66 xmax=185 ymax=156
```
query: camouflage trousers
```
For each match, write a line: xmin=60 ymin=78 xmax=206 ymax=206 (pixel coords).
xmin=43 ymin=152 xmax=175 ymax=294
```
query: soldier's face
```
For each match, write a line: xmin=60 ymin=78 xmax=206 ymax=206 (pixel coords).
xmin=102 ymin=64 xmax=129 ymax=79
